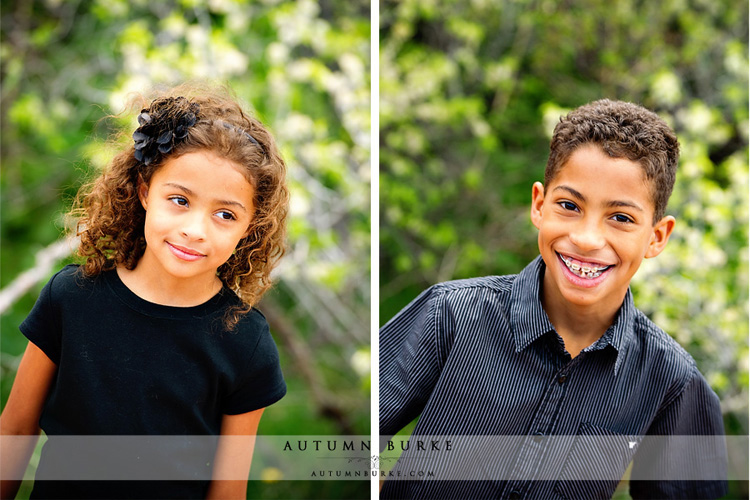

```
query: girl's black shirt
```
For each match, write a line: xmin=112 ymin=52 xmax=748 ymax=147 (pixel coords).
xmin=20 ymin=264 xmax=286 ymax=498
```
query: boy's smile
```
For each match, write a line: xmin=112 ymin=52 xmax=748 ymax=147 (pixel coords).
xmin=531 ymin=144 xmax=675 ymax=319
xmin=556 ymin=252 xmax=614 ymax=286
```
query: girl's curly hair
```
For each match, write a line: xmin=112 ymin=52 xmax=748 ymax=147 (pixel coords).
xmin=71 ymin=83 xmax=288 ymax=329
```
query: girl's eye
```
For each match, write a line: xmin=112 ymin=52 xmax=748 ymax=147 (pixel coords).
xmin=612 ymin=213 xmax=634 ymax=224
xmin=216 ymin=210 xmax=236 ymax=221
xmin=558 ymin=201 xmax=579 ymax=212
xmin=169 ymin=196 xmax=188 ymax=207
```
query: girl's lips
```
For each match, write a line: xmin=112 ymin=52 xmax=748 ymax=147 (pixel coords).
xmin=167 ymin=242 xmax=205 ymax=262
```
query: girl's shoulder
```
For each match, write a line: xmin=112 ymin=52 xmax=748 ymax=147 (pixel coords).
xmin=46 ymin=264 xmax=104 ymax=294
xmin=52 ymin=263 xmax=80 ymax=280
xmin=221 ymin=306 xmax=283 ymax=354
xmin=228 ymin=305 xmax=270 ymax=336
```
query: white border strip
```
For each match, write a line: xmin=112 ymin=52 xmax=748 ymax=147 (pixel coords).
xmin=370 ymin=0 xmax=381 ymax=497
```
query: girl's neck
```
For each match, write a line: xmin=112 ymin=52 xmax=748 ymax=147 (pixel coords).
xmin=116 ymin=260 xmax=223 ymax=307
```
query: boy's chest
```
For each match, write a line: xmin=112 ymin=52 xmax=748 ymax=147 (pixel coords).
xmin=418 ymin=328 xmax=662 ymax=438
xmin=400 ymin=330 xmax=668 ymax=499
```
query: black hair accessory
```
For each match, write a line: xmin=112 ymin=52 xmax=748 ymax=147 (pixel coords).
xmin=133 ymin=96 xmax=200 ymax=166
xmin=219 ymin=121 xmax=265 ymax=153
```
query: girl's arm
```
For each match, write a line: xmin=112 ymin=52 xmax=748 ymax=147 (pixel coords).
xmin=205 ymin=408 xmax=265 ymax=500
xmin=1 ymin=341 xmax=57 ymax=500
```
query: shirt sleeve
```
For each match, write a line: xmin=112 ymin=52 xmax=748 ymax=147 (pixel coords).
xmin=19 ymin=269 xmax=64 ymax=364
xmin=222 ymin=316 xmax=287 ymax=415
xmin=379 ymin=285 xmax=452 ymax=437
xmin=629 ymin=367 xmax=728 ymax=499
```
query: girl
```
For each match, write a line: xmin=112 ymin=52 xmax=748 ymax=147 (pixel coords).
xmin=0 ymin=83 xmax=289 ymax=499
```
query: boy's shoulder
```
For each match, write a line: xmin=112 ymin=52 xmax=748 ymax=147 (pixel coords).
xmin=428 ymin=273 xmax=516 ymax=297
xmin=632 ymin=307 xmax=692 ymax=357
xmin=630 ymin=305 xmax=699 ymax=379
xmin=411 ymin=271 xmax=531 ymax=325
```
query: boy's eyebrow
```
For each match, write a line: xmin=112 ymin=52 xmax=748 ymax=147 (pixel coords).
xmin=164 ymin=182 xmax=248 ymax=213
xmin=553 ymin=185 xmax=644 ymax=212
xmin=553 ymin=185 xmax=586 ymax=202
xmin=605 ymin=199 xmax=644 ymax=212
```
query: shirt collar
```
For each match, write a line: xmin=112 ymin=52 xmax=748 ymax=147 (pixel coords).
xmin=508 ymin=256 xmax=636 ymax=375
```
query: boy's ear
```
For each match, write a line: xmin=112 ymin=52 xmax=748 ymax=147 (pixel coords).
xmin=645 ymin=215 xmax=676 ymax=258
xmin=530 ymin=182 xmax=545 ymax=229
xmin=137 ymin=176 xmax=149 ymax=210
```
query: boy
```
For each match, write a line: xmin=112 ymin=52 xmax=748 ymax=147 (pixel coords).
xmin=379 ymin=100 xmax=727 ymax=499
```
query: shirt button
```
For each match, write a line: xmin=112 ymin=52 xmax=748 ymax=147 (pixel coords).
xmin=557 ymin=374 xmax=567 ymax=384
xmin=508 ymin=491 xmax=522 ymax=499
xmin=532 ymin=432 xmax=544 ymax=443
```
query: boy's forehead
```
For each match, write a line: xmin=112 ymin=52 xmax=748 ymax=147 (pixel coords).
xmin=546 ymin=145 xmax=657 ymax=209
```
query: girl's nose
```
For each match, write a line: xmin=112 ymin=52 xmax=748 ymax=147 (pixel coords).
xmin=180 ymin=213 xmax=207 ymax=240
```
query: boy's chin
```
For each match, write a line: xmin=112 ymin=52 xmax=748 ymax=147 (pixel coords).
xmin=553 ymin=273 xmax=632 ymax=313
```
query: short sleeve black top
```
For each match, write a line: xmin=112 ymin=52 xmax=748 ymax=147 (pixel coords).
xmin=20 ymin=265 xmax=286 ymax=498
xmin=21 ymin=265 xmax=286 ymax=435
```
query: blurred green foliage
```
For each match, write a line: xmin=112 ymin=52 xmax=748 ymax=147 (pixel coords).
xmin=1 ymin=0 xmax=369 ymax=498
xmin=380 ymin=0 xmax=747 ymax=497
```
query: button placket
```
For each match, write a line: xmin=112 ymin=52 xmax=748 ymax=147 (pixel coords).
xmin=502 ymin=367 xmax=573 ymax=498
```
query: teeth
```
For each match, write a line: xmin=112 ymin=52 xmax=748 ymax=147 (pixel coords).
xmin=560 ymin=254 xmax=609 ymax=279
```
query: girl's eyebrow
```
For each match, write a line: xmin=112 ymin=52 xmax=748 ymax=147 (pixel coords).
xmin=164 ymin=182 xmax=248 ymax=213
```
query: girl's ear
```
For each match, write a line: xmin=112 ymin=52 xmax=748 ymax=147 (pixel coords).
xmin=243 ymin=210 xmax=256 ymax=238
xmin=137 ymin=176 xmax=149 ymax=210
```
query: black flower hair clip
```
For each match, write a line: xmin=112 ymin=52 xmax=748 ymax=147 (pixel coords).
xmin=133 ymin=96 xmax=200 ymax=166
xmin=219 ymin=121 xmax=265 ymax=154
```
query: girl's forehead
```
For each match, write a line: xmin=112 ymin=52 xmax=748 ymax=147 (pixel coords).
xmin=153 ymin=151 xmax=255 ymax=200
xmin=156 ymin=150 xmax=248 ymax=178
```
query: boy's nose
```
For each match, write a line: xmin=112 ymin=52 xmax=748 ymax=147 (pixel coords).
xmin=569 ymin=219 xmax=606 ymax=251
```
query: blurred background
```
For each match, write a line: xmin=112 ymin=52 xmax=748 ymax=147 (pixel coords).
xmin=379 ymin=0 xmax=748 ymax=498
xmin=0 ymin=1 xmax=369 ymax=499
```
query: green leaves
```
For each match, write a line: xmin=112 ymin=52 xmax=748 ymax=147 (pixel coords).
xmin=2 ymin=8 xmax=370 ymax=500
xmin=379 ymin=0 xmax=749 ymax=447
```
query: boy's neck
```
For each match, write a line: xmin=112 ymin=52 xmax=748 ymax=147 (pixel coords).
xmin=540 ymin=275 xmax=623 ymax=359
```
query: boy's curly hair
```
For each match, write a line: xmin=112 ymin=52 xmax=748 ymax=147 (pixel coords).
xmin=71 ymin=83 xmax=288 ymax=329
xmin=545 ymin=99 xmax=680 ymax=224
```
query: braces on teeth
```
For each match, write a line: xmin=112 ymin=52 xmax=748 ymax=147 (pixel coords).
xmin=560 ymin=254 xmax=609 ymax=278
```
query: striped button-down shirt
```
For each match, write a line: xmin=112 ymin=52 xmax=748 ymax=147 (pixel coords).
xmin=380 ymin=256 xmax=727 ymax=499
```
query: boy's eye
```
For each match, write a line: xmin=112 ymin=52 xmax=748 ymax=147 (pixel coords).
xmin=216 ymin=210 xmax=236 ymax=221
xmin=558 ymin=201 xmax=578 ymax=211
xmin=169 ymin=196 xmax=188 ymax=207
xmin=612 ymin=213 xmax=634 ymax=224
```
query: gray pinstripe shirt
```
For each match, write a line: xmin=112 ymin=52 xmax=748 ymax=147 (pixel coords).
xmin=380 ymin=256 xmax=727 ymax=499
